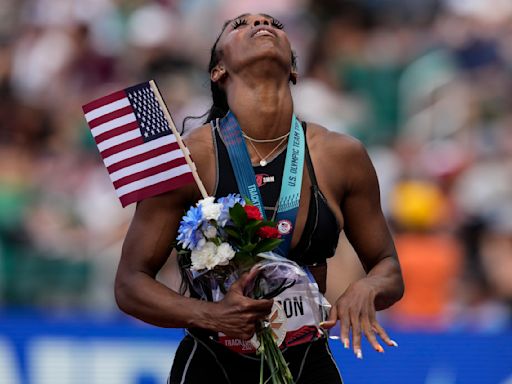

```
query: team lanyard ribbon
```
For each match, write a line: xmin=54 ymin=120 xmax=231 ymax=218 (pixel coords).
xmin=218 ymin=111 xmax=305 ymax=256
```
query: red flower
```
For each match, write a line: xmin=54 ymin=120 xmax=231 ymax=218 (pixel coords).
xmin=244 ymin=205 xmax=263 ymax=221
xmin=257 ymin=226 xmax=281 ymax=239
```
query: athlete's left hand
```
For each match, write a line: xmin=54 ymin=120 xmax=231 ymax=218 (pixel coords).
xmin=320 ymin=278 xmax=398 ymax=359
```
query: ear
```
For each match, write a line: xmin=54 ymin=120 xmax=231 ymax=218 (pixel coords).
xmin=211 ymin=65 xmax=227 ymax=83
xmin=289 ymin=71 xmax=298 ymax=85
xmin=290 ymin=50 xmax=298 ymax=85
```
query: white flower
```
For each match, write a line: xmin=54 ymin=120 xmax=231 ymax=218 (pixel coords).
xmin=203 ymin=225 xmax=217 ymax=239
xmin=215 ymin=243 xmax=236 ymax=266
xmin=191 ymin=241 xmax=217 ymax=271
xmin=197 ymin=196 xmax=215 ymax=206
xmin=195 ymin=237 xmax=206 ymax=251
xmin=199 ymin=196 xmax=222 ymax=221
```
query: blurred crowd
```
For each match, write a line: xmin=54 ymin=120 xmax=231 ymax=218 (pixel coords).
xmin=0 ymin=0 xmax=511 ymax=332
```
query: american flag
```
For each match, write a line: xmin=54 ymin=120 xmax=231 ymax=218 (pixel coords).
xmin=82 ymin=81 xmax=195 ymax=207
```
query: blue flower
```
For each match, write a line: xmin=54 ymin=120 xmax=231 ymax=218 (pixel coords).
xmin=218 ymin=194 xmax=245 ymax=225
xmin=177 ymin=205 xmax=205 ymax=250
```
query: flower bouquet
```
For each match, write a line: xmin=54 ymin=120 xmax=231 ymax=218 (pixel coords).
xmin=176 ymin=194 xmax=329 ymax=384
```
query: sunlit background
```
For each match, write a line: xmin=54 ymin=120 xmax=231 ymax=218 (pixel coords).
xmin=1 ymin=0 xmax=511 ymax=383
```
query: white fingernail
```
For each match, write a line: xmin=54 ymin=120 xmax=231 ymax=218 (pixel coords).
xmin=356 ymin=349 xmax=363 ymax=359
xmin=390 ymin=340 xmax=399 ymax=347
xmin=329 ymin=335 xmax=340 ymax=340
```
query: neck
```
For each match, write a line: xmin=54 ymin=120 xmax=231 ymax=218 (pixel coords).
xmin=225 ymin=70 xmax=294 ymax=140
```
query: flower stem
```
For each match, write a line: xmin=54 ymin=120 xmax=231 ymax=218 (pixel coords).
xmin=260 ymin=350 xmax=264 ymax=384
xmin=258 ymin=327 xmax=294 ymax=384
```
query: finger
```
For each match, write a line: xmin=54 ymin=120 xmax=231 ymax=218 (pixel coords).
xmin=230 ymin=268 xmax=259 ymax=295
xmin=239 ymin=325 xmax=256 ymax=340
xmin=242 ymin=296 xmax=274 ymax=314
xmin=320 ymin=308 xmax=337 ymax=329
xmin=242 ymin=266 xmax=261 ymax=289
xmin=229 ymin=272 xmax=250 ymax=293
xmin=372 ymin=320 xmax=398 ymax=347
xmin=255 ymin=298 xmax=274 ymax=314
xmin=340 ymin=310 xmax=351 ymax=350
xmin=362 ymin=316 xmax=383 ymax=353
xmin=350 ymin=310 xmax=362 ymax=359
xmin=319 ymin=320 xmax=337 ymax=329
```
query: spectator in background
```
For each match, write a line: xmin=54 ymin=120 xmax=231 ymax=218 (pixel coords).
xmin=0 ymin=0 xmax=510 ymax=335
xmin=385 ymin=179 xmax=462 ymax=330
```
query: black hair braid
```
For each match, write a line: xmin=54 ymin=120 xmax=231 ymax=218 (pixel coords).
xmin=204 ymin=21 xmax=231 ymax=124
xmin=181 ymin=21 xmax=230 ymax=133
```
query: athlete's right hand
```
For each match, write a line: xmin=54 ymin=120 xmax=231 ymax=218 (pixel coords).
xmin=206 ymin=271 xmax=273 ymax=340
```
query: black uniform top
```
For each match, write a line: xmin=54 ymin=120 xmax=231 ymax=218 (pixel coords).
xmin=213 ymin=121 xmax=340 ymax=266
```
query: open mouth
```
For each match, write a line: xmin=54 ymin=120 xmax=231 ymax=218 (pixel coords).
xmin=251 ymin=27 xmax=276 ymax=38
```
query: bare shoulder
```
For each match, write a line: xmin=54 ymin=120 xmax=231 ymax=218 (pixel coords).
xmin=306 ymin=122 xmax=368 ymax=165
xmin=305 ymin=122 xmax=374 ymax=197
xmin=183 ymin=123 xmax=214 ymax=155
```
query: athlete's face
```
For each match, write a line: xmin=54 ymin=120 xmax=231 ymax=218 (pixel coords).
xmin=212 ymin=13 xmax=294 ymax=79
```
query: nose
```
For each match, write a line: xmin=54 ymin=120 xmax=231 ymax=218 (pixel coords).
xmin=253 ymin=17 xmax=270 ymax=27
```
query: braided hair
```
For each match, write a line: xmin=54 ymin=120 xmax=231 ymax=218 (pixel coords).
xmin=204 ymin=20 xmax=232 ymax=123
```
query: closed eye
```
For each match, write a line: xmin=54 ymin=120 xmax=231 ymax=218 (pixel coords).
xmin=232 ymin=18 xmax=248 ymax=29
xmin=271 ymin=18 xmax=284 ymax=30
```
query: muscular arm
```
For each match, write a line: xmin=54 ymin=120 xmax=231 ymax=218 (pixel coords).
xmin=319 ymin=131 xmax=404 ymax=357
xmin=340 ymin=139 xmax=404 ymax=309
xmin=114 ymin=187 xmax=211 ymax=328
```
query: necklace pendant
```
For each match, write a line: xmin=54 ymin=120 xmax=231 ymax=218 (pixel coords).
xmin=259 ymin=159 xmax=267 ymax=167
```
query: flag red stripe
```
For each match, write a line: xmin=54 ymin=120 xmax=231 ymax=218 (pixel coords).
xmin=119 ymin=173 xmax=195 ymax=207
xmin=100 ymin=137 xmax=143 ymax=159
xmin=106 ymin=142 xmax=180 ymax=173
xmin=94 ymin=121 xmax=139 ymax=144
xmin=82 ymin=90 xmax=127 ymax=114
xmin=112 ymin=157 xmax=189 ymax=189
xmin=88 ymin=105 xmax=134 ymax=128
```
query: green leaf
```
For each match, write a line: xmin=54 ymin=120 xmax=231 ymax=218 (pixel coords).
xmin=229 ymin=203 xmax=247 ymax=227
xmin=240 ymin=243 xmax=257 ymax=253
xmin=245 ymin=221 xmax=266 ymax=241
xmin=245 ymin=220 xmax=263 ymax=230
xmin=224 ymin=226 xmax=241 ymax=240
xmin=234 ymin=251 xmax=256 ymax=270
xmin=253 ymin=238 xmax=283 ymax=255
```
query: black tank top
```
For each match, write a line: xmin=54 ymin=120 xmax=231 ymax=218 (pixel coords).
xmin=213 ymin=121 xmax=340 ymax=266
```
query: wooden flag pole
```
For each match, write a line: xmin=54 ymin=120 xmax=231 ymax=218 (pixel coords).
xmin=149 ymin=80 xmax=208 ymax=199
